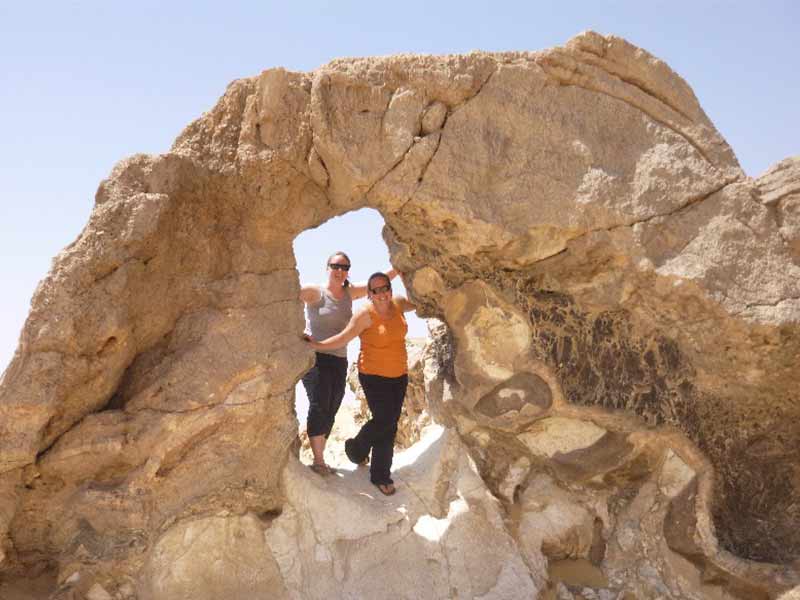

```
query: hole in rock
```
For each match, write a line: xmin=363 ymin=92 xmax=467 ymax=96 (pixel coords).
xmin=292 ymin=208 xmax=431 ymax=470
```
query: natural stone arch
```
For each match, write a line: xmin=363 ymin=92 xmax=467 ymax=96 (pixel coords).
xmin=1 ymin=31 xmax=799 ymax=598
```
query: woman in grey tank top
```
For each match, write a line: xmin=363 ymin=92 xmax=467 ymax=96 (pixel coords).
xmin=299 ymin=251 xmax=397 ymax=476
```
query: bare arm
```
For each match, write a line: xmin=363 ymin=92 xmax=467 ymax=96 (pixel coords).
xmin=299 ymin=285 xmax=322 ymax=305
xmin=350 ymin=267 xmax=399 ymax=300
xmin=394 ymin=296 xmax=416 ymax=313
xmin=306 ymin=309 xmax=372 ymax=351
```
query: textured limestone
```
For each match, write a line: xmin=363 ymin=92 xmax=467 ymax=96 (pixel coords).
xmin=1 ymin=31 xmax=799 ymax=599
xmin=518 ymin=474 xmax=599 ymax=562
xmin=263 ymin=428 xmax=539 ymax=600
xmin=141 ymin=514 xmax=289 ymax=600
xmin=756 ymin=156 xmax=800 ymax=260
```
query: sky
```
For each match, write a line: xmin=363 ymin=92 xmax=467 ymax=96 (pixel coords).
xmin=1 ymin=0 xmax=798 ymax=375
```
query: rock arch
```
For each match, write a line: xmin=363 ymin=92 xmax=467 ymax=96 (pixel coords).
xmin=1 ymin=31 xmax=799 ymax=598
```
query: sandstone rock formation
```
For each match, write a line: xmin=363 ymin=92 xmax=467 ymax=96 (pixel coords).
xmin=1 ymin=31 xmax=799 ymax=599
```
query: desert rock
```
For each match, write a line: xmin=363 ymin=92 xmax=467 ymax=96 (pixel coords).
xmin=1 ymin=31 xmax=799 ymax=599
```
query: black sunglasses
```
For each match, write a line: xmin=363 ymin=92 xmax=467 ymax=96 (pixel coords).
xmin=369 ymin=284 xmax=392 ymax=294
xmin=329 ymin=263 xmax=351 ymax=271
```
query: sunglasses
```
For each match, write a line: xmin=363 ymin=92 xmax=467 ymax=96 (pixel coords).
xmin=329 ymin=263 xmax=351 ymax=272
xmin=369 ymin=284 xmax=392 ymax=295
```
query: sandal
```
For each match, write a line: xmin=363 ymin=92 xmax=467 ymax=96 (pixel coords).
xmin=373 ymin=482 xmax=396 ymax=496
xmin=309 ymin=463 xmax=331 ymax=477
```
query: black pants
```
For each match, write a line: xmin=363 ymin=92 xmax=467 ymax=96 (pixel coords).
xmin=349 ymin=372 xmax=408 ymax=485
xmin=301 ymin=352 xmax=347 ymax=438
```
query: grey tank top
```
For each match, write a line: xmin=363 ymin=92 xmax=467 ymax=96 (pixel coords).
xmin=306 ymin=286 xmax=353 ymax=358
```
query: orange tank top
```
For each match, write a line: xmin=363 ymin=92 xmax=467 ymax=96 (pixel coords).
xmin=358 ymin=299 xmax=408 ymax=378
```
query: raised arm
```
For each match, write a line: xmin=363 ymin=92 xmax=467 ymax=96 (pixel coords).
xmin=299 ymin=284 xmax=322 ymax=305
xmin=305 ymin=309 xmax=372 ymax=351
xmin=394 ymin=295 xmax=416 ymax=313
xmin=350 ymin=267 xmax=398 ymax=300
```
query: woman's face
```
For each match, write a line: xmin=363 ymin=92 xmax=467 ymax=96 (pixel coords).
xmin=368 ymin=276 xmax=392 ymax=307
xmin=327 ymin=254 xmax=350 ymax=286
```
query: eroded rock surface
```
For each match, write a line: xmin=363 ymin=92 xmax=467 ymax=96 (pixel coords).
xmin=1 ymin=31 xmax=799 ymax=599
xmin=270 ymin=428 xmax=539 ymax=600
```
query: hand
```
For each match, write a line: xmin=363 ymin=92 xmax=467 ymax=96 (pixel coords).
xmin=301 ymin=333 xmax=312 ymax=343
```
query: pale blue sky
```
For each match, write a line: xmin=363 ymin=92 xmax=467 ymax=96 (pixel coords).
xmin=1 ymin=1 xmax=798 ymax=371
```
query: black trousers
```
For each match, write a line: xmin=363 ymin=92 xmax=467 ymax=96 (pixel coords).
xmin=350 ymin=372 xmax=408 ymax=485
xmin=301 ymin=352 xmax=347 ymax=438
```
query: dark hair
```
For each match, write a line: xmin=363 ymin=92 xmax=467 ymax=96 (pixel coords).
xmin=327 ymin=251 xmax=351 ymax=266
xmin=367 ymin=272 xmax=391 ymax=293
xmin=327 ymin=251 xmax=351 ymax=288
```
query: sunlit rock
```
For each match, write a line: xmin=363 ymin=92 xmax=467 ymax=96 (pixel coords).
xmin=141 ymin=514 xmax=289 ymax=600
xmin=1 ymin=31 xmax=799 ymax=599
xmin=518 ymin=418 xmax=607 ymax=459
xmin=267 ymin=428 xmax=540 ymax=599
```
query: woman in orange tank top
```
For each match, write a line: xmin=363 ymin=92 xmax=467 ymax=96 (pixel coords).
xmin=305 ymin=272 xmax=416 ymax=496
